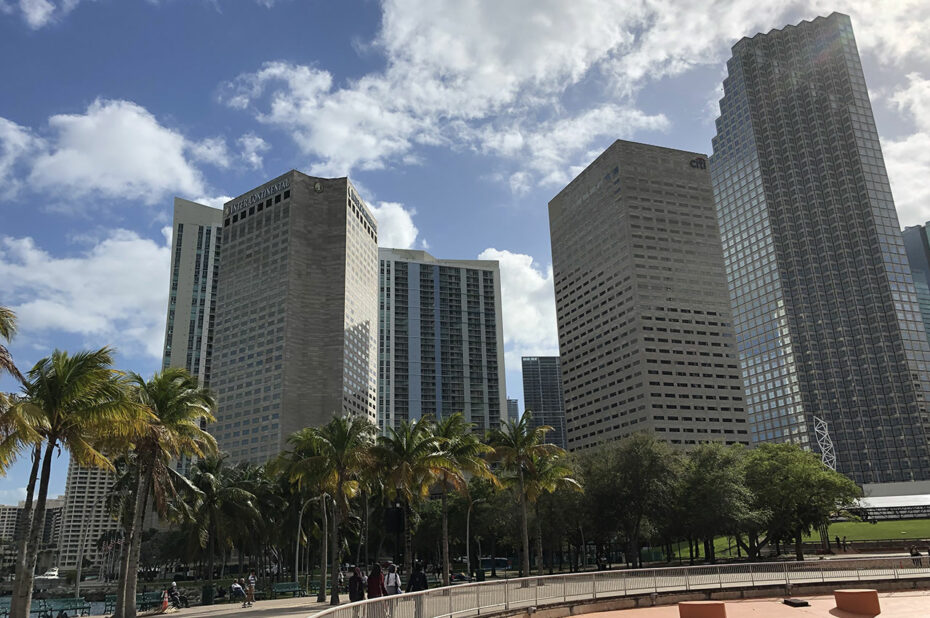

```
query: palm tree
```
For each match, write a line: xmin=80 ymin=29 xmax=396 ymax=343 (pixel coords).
xmin=524 ymin=452 xmax=580 ymax=574
xmin=10 ymin=348 xmax=148 ymax=618
xmin=288 ymin=414 xmax=375 ymax=605
xmin=489 ymin=413 xmax=561 ymax=578
xmin=187 ymin=454 xmax=260 ymax=596
xmin=115 ymin=368 xmax=216 ymax=618
xmin=433 ymin=413 xmax=497 ymax=585
xmin=0 ymin=305 xmax=24 ymax=384
xmin=373 ymin=417 xmax=448 ymax=576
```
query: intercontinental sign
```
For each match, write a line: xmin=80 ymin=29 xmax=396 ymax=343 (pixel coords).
xmin=225 ymin=178 xmax=290 ymax=216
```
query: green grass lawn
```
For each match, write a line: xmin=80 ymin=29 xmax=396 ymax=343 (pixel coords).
xmin=808 ymin=519 xmax=930 ymax=542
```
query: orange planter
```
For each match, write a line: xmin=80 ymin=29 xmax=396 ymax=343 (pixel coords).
xmin=834 ymin=589 xmax=881 ymax=615
xmin=678 ymin=601 xmax=727 ymax=618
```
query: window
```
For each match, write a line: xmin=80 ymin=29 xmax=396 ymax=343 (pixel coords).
xmin=275 ymin=194 xmax=281 ymax=203
xmin=283 ymin=190 xmax=290 ymax=199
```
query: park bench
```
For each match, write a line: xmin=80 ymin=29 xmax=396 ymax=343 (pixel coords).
xmin=271 ymin=582 xmax=306 ymax=598
xmin=104 ymin=595 xmax=116 ymax=614
xmin=137 ymin=591 xmax=165 ymax=611
xmin=46 ymin=598 xmax=91 ymax=617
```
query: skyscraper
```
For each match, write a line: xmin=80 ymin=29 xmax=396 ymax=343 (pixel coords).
xmin=506 ymin=398 xmax=520 ymax=424
xmin=377 ymin=248 xmax=506 ymax=434
xmin=549 ymin=140 xmax=750 ymax=452
xmin=59 ymin=463 xmax=117 ymax=568
xmin=903 ymin=224 xmax=930 ymax=350
xmin=162 ymin=197 xmax=223 ymax=475
xmin=212 ymin=172 xmax=379 ymax=463
xmin=521 ymin=356 xmax=567 ymax=449
xmin=711 ymin=12 xmax=930 ymax=483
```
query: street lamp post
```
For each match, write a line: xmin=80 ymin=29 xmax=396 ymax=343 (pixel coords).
xmin=465 ymin=498 xmax=485 ymax=580
xmin=317 ymin=494 xmax=329 ymax=604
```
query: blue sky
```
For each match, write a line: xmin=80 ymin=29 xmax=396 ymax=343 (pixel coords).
xmin=2 ymin=0 xmax=930 ymax=501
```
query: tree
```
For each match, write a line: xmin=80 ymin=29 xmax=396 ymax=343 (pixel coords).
xmin=11 ymin=348 xmax=148 ymax=618
xmin=116 ymin=368 xmax=217 ymax=618
xmin=433 ymin=413 xmax=497 ymax=585
xmin=289 ymin=414 xmax=375 ymax=605
xmin=489 ymin=413 xmax=561 ymax=577
xmin=0 ymin=305 xmax=24 ymax=384
xmin=187 ymin=455 xmax=260 ymax=594
xmin=373 ymin=417 xmax=448 ymax=576
xmin=525 ymin=452 xmax=580 ymax=574
xmin=744 ymin=442 xmax=860 ymax=561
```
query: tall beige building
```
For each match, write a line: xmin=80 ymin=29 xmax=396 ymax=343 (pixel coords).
xmin=549 ymin=140 xmax=750 ymax=451
xmin=212 ymin=172 xmax=379 ymax=463
xmin=58 ymin=463 xmax=117 ymax=568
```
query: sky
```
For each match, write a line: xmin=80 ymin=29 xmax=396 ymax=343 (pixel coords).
xmin=1 ymin=0 xmax=929 ymax=501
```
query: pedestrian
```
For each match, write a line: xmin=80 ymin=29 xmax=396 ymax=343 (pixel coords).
xmin=246 ymin=569 xmax=257 ymax=607
xmin=834 ymin=536 xmax=841 ymax=552
xmin=238 ymin=578 xmax=248 ymax=608
xmin=842 ymin=536 xmax=848 ymax=551
xmin=367 ymin=563 xmax=387 ymax=598
xmin=406 ymin=563 xmax=428 ymax=593
xmin=385 ymin=564 xmax=402 ymax=595
xmin=349 ymin=566 xmax=366 ymax=602
xmin=910 ymin=545 xmax=922 ymax=567
xmin=231 ymin=579 xmax=245 ymax=605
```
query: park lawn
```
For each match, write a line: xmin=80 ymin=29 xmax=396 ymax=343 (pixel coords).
xmin=810 ymin=519 xmax=930 ymax=542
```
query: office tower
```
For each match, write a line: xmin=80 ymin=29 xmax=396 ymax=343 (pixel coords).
xmin=162 ymin=198 xmax=223 ymax=475
xmin=522 ymin=356 xmax=567 ymax=449
xmin=377 ymin=248 xmax=506 ymax=434
xmin=903 ymin=225 xmax=930 ymax=350
xmin=711 ymin=12 xmax=930 ymax=483
xmin=549 ymin=140 xmax=749 ymax=452
xmin=59 ymin=462 xmax=119 ymax=568
xmin=212 ymin=172 xmax=379 ymax=463
xmin=507 ymin=398 xmax=520 ymax=424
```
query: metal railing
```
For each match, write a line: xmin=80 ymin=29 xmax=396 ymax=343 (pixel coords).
xmin=309 ymin=555 xmax=930 ymax=618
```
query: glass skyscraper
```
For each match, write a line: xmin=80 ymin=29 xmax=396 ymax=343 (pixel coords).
xmin=378 ymin=248 xmax=506 ymax=434
xmin=521 ymin=356 xmax=567 ymax=449
xmin=903 ymin=224 xmax=930 ymax=350
xmin=711 ymin=12 xmax=930 ymax=483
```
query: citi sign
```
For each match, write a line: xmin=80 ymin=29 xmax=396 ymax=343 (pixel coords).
xmin=690 ymin=158 xmax=707 ymax=169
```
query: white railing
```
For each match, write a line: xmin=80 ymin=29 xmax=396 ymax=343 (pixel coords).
xmin=308 ymin=556 xmax=930 ymax=618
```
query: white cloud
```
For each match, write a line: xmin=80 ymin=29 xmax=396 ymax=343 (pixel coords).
xmin=1 ymin=99 xmax=237 ymax=207
xmin=12 ymin=0 xmax=80 ymax=28
xmin=882 ymin=73 xmax=930 ymax=227
xmin=478 ymin=248 xmax=558 ymax=369
xmin=237 ymin=132 xmax=270 ymax=170
xmin=0 ymin=487 xmax=27 ymax=503
xmin=220 ymin=1 xmax=930 ymax=193
xmin=0 ymin=229 xmax=170 ymax=359
xmin=369 ymin=202 xmax=421 ymax=249
xmin=189 ymin=136 xmax=231 ymax=168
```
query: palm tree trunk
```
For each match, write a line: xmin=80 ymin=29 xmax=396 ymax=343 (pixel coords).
xmin=518 ymin=470 xmax=530 ymax=578
xmin=534 ymin=502 xmax=544 ymax=575
xmin=317 ymin=499 xmax=328 ymax=603
xmin=11 ymin=440 xmax=55 ymax=618
xmin=330 ymin=499 xmax=340 ymax=605
xmin=403 ymin=500 xmax=413 ymax=576
xmin=121 ymin=471 xmax=151 ymax=618
xmin=11 ymin=445 xmax=40 ymax=608
xmin=207 ymin=523 xmax=216 ymax=597
xmin=114 ymin=527 xmax=133 ymax=618
xmin=441 ymin=488 xmax=450 ymax=586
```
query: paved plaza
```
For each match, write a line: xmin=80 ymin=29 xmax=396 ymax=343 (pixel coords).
xmin=578 ymin=590 xmax=930 ymax=617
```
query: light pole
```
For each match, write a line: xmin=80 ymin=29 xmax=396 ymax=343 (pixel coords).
xmin=465 ymin=498 xmax=485 ymax=580
xmin=317 ymin=494 xmax=330 ymax=604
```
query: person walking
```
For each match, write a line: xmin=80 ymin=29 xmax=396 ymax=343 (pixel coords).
xmin=834 ymin=536 xmax=841 ymax=552
xmin=384 ymin=564 xmax=402 ymax=595
xmin=367 ymin=564 xmax=387 ymax=598
xmin=237 ymin=578 xmax=248 ymax=608
xmin=405 ymin=563 xmax=428 ymax=593
xmin=842 ymin=536 xmax=848 ymax=551
xmin=246 ymin=570 xmax=257 ymax=607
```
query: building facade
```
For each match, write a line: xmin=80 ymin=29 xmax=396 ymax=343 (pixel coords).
xmin=58 ymin=462 xmax=117 ymax=568
xmin=521 ymin=357 xmax=567 ymax=449
xmin=903 ymin=224 xmax=930 ymax=350
xmin=212 ymin=172 xmax=379 ymax=463
xmin=711 ymin=12 xmax=930 ymax=483
xmin=377 ymin=248 xmax=506 ymax=434
xmin=549 ymin=140 xmax=750 ymax=452
xmin=506 ymin=398 xmax=520 ymax=424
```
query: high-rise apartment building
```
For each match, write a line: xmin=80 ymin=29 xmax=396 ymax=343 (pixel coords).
xmin=549 ymin=140 xmax=749 ymax=451
xmin=212 ymin=172 xmax=379 ymax=463
xmin=903 ymin=224 xmax=930 ymax=350
xmin=59 ymin=462 xmax=117 ymax=568
xmin=711 ymin=13 xmax=930 ymax=483
xmin=377 ymin=248 xmax=506 ymax=433
xmin=506 ymin=398 xmax=520 ymax=424
xmin=521 ymin=356 xmax=567 ymax=449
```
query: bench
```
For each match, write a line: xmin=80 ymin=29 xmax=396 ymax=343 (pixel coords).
xmin=137 ymin=591 xmax=165 ymax=611
xmin=679 ymin=601 xmax=727 ymax=618
xmin=104 ymin=595 xmax=116 ymax=614
xmin=46 ymin=598 xmax=91 ymax=617
xmin=272 ymin=582 xmax=306 ymax=598
xmin=834 ymin=589 xmax=880 ymax=616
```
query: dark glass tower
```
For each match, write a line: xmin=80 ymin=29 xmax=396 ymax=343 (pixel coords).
xmin=903 ymin=224 xmax=930 ymax=350
xmin=521 ymin=356 xmax=567 ymax=449
xmin=711 ymin=13 xmax=930 ymax=483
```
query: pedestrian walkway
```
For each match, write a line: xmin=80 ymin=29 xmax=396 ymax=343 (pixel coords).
xmin=89 ymin=596 xmax=335 ymax=618
xmin=574 ymin=589 xmax=930 ymax=617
